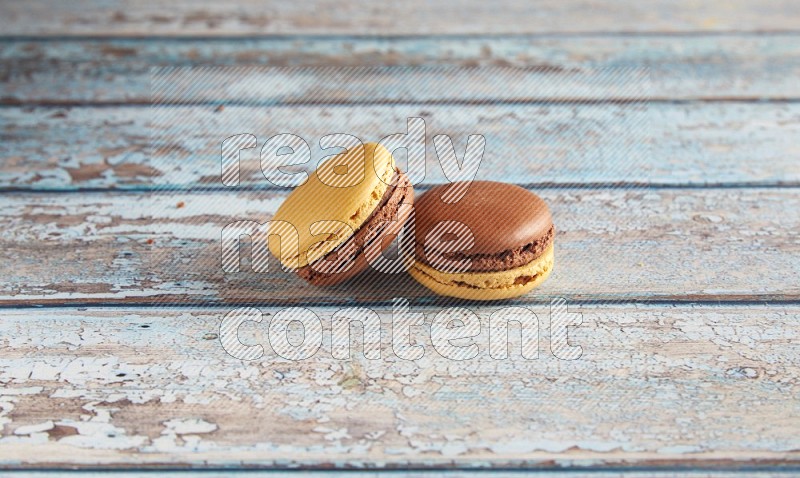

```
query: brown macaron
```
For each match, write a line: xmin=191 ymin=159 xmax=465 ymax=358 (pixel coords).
xmin=407 ymin=181 xmax=555 ymax=300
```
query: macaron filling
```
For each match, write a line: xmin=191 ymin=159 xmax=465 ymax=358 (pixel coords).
xmin=416 ymin=224 xmax=555 ymax=272
xmin=297 ymin=168 xmax=413 ymax=284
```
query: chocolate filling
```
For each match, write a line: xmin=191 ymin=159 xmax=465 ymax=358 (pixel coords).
xmin=417 ymin=225 xmax=555 ymax=273
xmin=297 ymin=169 xmax=412 ymax=284
xmin=451 ymin=271 xmax=546 ymax=290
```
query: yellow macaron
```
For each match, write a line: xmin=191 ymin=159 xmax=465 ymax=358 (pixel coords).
xmin=269 ymin=142 xmax=414 ymax=286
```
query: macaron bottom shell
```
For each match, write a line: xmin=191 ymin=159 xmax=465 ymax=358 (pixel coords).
xmin=408 ymin=244 xmax=554 ymax=301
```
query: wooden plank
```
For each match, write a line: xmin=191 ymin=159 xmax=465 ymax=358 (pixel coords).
xmin=1 ymin=0 xmax=799 ymax=36
xmin=1 ymin=187 xmax=798 ymax=307
xmin=1 ymin=474 xmax=798 ymax=478
xmin=1 ymin=474 xmax=796 ymax=478
xmin=3 ymin=102 xmax=800 ymax=191
xmin=2 ymin=35 xmax=800 ymax=103
xmin=1 ymin=304 xmax=798 ymax=468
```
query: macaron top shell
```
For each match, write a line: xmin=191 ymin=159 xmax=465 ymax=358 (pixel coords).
xmin=269 ymin=142 xmax=396 ymax=269
xmin=414 ymin=181 xmax=553 ymax=258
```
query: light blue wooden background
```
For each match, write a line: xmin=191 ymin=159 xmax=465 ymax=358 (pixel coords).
xmin=0 ymin=0 xmax=799 ymax=475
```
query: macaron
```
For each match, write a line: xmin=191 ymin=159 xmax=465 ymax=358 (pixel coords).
xmin=407 ymin=181 xmax=554 ymax=300
xmin=269 ymin=143 xmax=414 ymax=286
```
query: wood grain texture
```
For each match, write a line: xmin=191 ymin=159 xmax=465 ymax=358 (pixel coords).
xmin=1 ymin=187 xmax=798 ymax=307
xmin=1 ymin=304 xmax=798 ymax=468
xmin=4 ymin=102 xmax=800 ymax=190
xmin=2 ymin=0 xmax=799 ymax=474
xmin=2 ymin=35 xmax=800 ymax=103
xmin=1 ymin=0 xmax=798 ymax=36
xmin=3 ymin=474 xmax=798 ymax=478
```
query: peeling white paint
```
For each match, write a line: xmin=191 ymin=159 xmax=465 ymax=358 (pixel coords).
xmin=163 ymin=418 xmax=218 ymax=435
xmin=0 ymin=306 xmax=798 ymax=467
xmin=14 ymin=421 xmax=54 ymax=435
